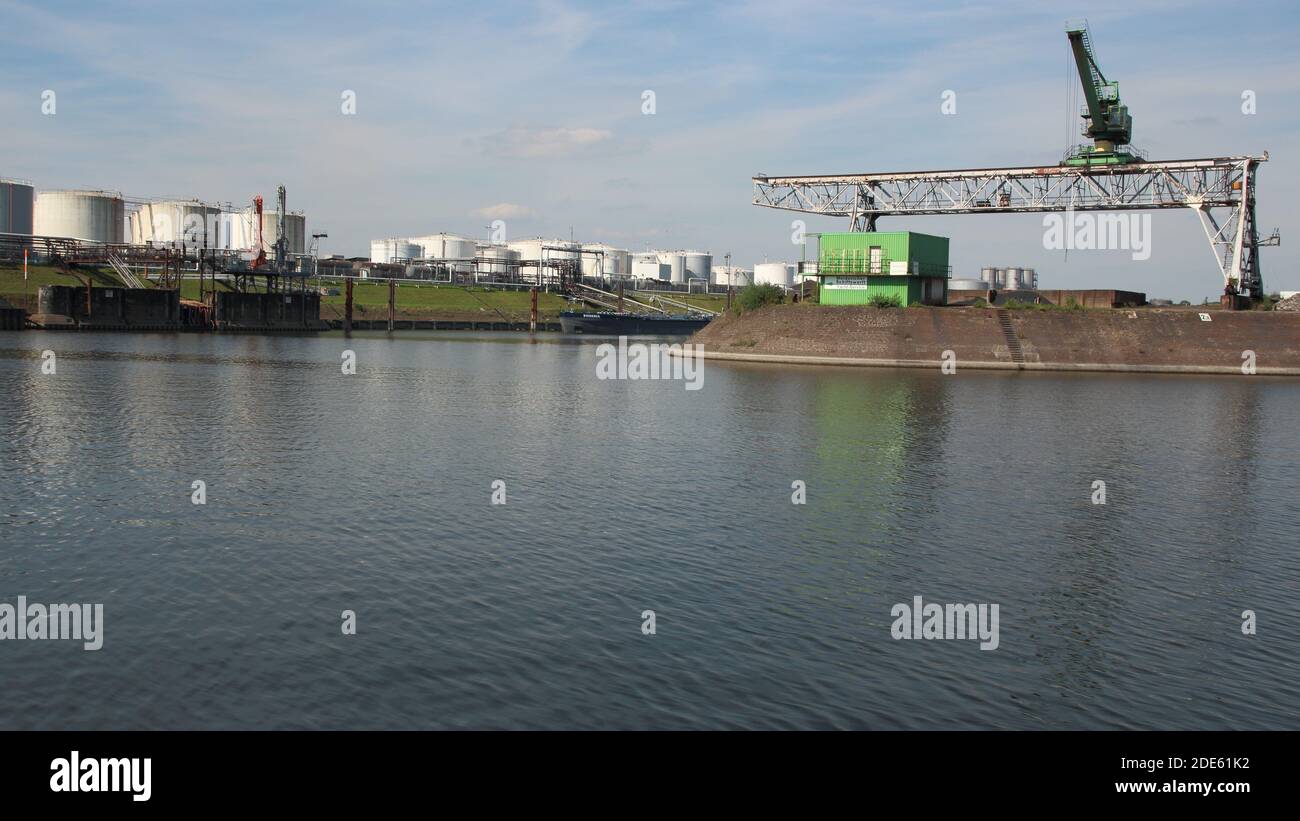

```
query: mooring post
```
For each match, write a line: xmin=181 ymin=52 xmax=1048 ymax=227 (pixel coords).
xmin=530 ymin=287 xmax=538 ymax=333
xmin=388 ymin=278 xmax=396 ymax=332
xmin=344 ymin=276 xmax=354 ymax=334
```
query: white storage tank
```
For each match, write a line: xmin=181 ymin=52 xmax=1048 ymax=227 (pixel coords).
xmin=581 ymin=243 xmax=631 ymax=277
xmin=949 ymin=278 xmax=987 ymax=290
xmin=412 ymin=233 xmax=478 ymax=271
xmin=475 ymin=244 xmax=520 ymax=276
xmin=1022 ymin=268 xmax=1036 ymax=290
xmin=1 ymin=177 xmax=35 ymax=235
xmin=34 ymin=190 xmax=125 ymax=243
xmin=683 ymin=250 xmax=712 ymax=284
xmin=260 ymin=212 xmax=306 ymax=255
xmin=509 ymin=238 xmax=580 ymax=282
xmin=224 ymin=208 xmax=305 ymax=254
xmin=980 ymin=266 xmax=997 ymax=286
xmin=632 ymin=258 xmax=670 ymax=280
xmin=370 ymin=238 xmax=421 ymax=264
xmin=712 ymin=265 xmax=752 ymax=287
xmin=656 ymin=250 xmax=686 ymax=284
xmin=130 ymin=200 xmax=223 ymax=246
xmin=1004 ymin=267 xmax=1021 ymax=290
xmin=753 ymin=262 xmax=793 ymax=287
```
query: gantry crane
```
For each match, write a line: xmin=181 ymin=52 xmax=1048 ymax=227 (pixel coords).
xmin=751 ymin=20 xmax=1278 ymax=304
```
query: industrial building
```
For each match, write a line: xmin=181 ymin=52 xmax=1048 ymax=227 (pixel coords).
xmin=814 ymin=231 xmax=951 ymax=306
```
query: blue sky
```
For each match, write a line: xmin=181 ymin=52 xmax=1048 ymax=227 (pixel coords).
xmin=2 ymin=0 xmax=1297 ymax=300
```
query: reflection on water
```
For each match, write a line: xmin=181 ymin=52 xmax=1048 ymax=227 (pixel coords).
xmin=1 ymin=331 xmax=1298 ymax=729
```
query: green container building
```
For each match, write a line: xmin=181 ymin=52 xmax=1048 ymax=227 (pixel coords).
xmin=816 ymin=231 xmax=950 ymax=306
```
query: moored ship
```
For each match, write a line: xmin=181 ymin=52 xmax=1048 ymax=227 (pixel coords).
xmin=559 ymin=310 xmax=713 ymax=335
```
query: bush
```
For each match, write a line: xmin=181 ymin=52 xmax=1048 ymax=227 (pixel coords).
xmin=868 ymin=293 xmax=902 ymax=308
xmin=734 ymin=283 xmax=785 ymax=314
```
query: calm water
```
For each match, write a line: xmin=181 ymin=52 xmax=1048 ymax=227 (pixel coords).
xmin=1 ymin=330 xmax=1298 ymax=730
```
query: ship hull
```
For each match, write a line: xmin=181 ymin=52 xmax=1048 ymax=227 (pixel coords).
xmin=559 ymin=311 xmax=712 ymax=335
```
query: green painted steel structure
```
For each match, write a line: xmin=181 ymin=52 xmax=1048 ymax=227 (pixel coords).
xmin=816 ymin=231 xmax=950 ymax=305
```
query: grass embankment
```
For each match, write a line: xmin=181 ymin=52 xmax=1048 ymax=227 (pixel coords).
xmin=0 ymin=266 xmax=727 ymax=321
xmin=0 ymin=264 xmax=112 ymax=311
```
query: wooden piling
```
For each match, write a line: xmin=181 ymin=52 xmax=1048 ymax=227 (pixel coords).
xmin=388 ymin=279 xmax=396 ymax=332
xmin=344 ymin=277 xmax=354 ymax=334
xmin=530 ymin=287 xmax=538 ymax=333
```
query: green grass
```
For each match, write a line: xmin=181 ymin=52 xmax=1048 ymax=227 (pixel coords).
xmin=0 ymin=264 xmax=124 ymax=310
xmin=1 ymin=265 xmax=727 ymax=320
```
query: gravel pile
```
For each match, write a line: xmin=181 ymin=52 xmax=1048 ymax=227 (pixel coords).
xmin=1274 ymin=294 xmax=1300 ymax=312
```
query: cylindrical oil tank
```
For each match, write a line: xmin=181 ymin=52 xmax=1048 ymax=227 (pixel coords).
xmin=475 ymin=244 xmax=520 ymax=276
xmin=259 ymin=211 xmax=306 ymax=255
xmin=34 ymin=190 xmax=125 ymax=242
xmin=1022 ymin=268 xmax=1036 ymax=289
xmin=980 ymin=266 xmax=997 ymax=285
xmin=1003 ymin=266 xmax=1021 ymax=290
xmin=412 ymin=233 xmax=478 ymax=272
xmin=0 ymin=178 xmax=35 ymax=235
xmin=632 ymin=258 xmax=669 ymax=280
xmin=581 ymin=243 xmax=631 ymax=277
xmin=509 ymin=238 xmax=579 ymax=282
xmin=712 ymin=265 xmax=752 ymax=287
xmin=683 ymin=250 xmax=712 ymax=284
xmin=753 ymin=262 xmax=793 ymax=287
xmin=656 ymin=250 xmax=686 ymax=284
xmin=949 ymin=278 xmax=987 ymax=290
xmin=370 ymin=238 xmax=421 ymax=264
xmin=130 ymin=200 xmax=223 ymax=246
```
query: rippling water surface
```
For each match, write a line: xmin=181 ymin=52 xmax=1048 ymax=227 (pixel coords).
xmin=1 ymin=331 xmax=1298 ymax=729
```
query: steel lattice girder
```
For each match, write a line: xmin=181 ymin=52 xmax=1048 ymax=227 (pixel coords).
xmin=751 ymin=155 xmax=1265 ymax=217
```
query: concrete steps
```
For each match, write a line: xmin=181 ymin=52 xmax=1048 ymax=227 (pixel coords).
xmin=996 ymin=309 xmax=1025 ymax=365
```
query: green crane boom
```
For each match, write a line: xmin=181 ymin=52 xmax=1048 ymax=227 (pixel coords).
xmin=1064 ymin=22 xmax=1139 ymax=166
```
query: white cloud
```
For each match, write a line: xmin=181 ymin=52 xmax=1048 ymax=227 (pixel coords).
xmin=471 ymin=203 xmax=534 ymax=219
xmin=479 ymin=127 xmax=614 ymax=158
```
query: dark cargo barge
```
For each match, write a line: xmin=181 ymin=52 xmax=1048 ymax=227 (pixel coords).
xmin=559 ymin=310 xmax=712 ymax=335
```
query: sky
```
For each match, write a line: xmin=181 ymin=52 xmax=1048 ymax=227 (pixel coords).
xmin=1 ymin=0 xmax=1297 ymax=301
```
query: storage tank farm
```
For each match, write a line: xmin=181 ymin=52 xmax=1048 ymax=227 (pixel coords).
xmin=0 ymin=177 xmax=35 ymax=236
